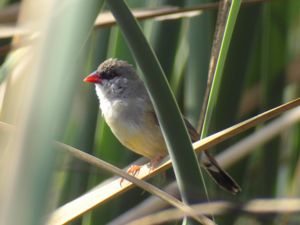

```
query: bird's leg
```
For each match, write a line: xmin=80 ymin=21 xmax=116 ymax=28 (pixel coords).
xmin=148 ymin=155 xmax=164 ymax=172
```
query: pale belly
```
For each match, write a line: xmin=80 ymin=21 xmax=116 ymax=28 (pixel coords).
xmin=108 ymin=117 xmax=167 ymax=159
xmin=101 ymin=99 xmax=167 ymax=159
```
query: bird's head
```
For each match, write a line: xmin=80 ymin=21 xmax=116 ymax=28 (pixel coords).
xmin=83 ymin=58 xmax=143 ymax=100
xmin=83 ymin=58 xmax=138 ymax=85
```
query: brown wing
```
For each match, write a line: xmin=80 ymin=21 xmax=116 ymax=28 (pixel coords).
xmin=183 ymin=118 xmax=200 ymax=142
xmin=152 ymin=113 xmax=241 ymax=194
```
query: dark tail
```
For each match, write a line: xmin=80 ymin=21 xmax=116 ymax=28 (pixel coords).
xmin=203 ymin=151 xmax=241 ymax=194
xmin=183 ymin=117 xmax=241 ymax=194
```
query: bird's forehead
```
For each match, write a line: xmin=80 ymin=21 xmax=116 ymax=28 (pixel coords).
xmin=98 ymin=63 xmax=114 ymax=72
xmin=98 ymin=59 xmax=130 ymax=72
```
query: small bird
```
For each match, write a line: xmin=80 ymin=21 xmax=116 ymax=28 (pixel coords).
xmin=83 ymin=58 xmax=241 ymax=194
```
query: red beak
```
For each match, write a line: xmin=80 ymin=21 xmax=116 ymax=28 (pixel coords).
xmin=83 ymin=71 xmax=101 ymax=83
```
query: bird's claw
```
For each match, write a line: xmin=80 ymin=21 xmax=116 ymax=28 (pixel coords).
xmin=120 ymin=164 xmax=141 ymax=186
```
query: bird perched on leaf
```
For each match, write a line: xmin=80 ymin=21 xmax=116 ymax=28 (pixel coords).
xmin=83 ymin=58 xmax=241 ymax=194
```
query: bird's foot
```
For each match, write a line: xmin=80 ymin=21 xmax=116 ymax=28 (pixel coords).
xmin=120 ymin=164 xmax=141 ymax=186
xmin=127 ymin=164 xmax=141 ymax=176
xmin=119 ymin=156 xmax=164 ymax=186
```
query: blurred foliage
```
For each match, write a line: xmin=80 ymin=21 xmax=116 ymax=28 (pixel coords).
xmin=0 ymin=0 xmax=299 ymax=225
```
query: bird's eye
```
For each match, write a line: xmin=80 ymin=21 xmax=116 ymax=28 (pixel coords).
xmin=101 ymin=71 xmax=118 ymax=80
xmin=100 ymin=71 xmax=108 ymax=79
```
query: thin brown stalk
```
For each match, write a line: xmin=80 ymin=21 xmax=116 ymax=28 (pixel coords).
xmin=194 ymin=98 xmax=300 ymax=152
xmin=197 ymin=0 xmax=231 ymax=133
xmin=216 ymin=105 xmax=300 ymax=168
xmin=0 ymin=0 xmax=278 ymax=39
xmin=0 ymin=0 xmax=278 ymax=25
xmin=127 ymin=198 xmax=300 ymax=225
